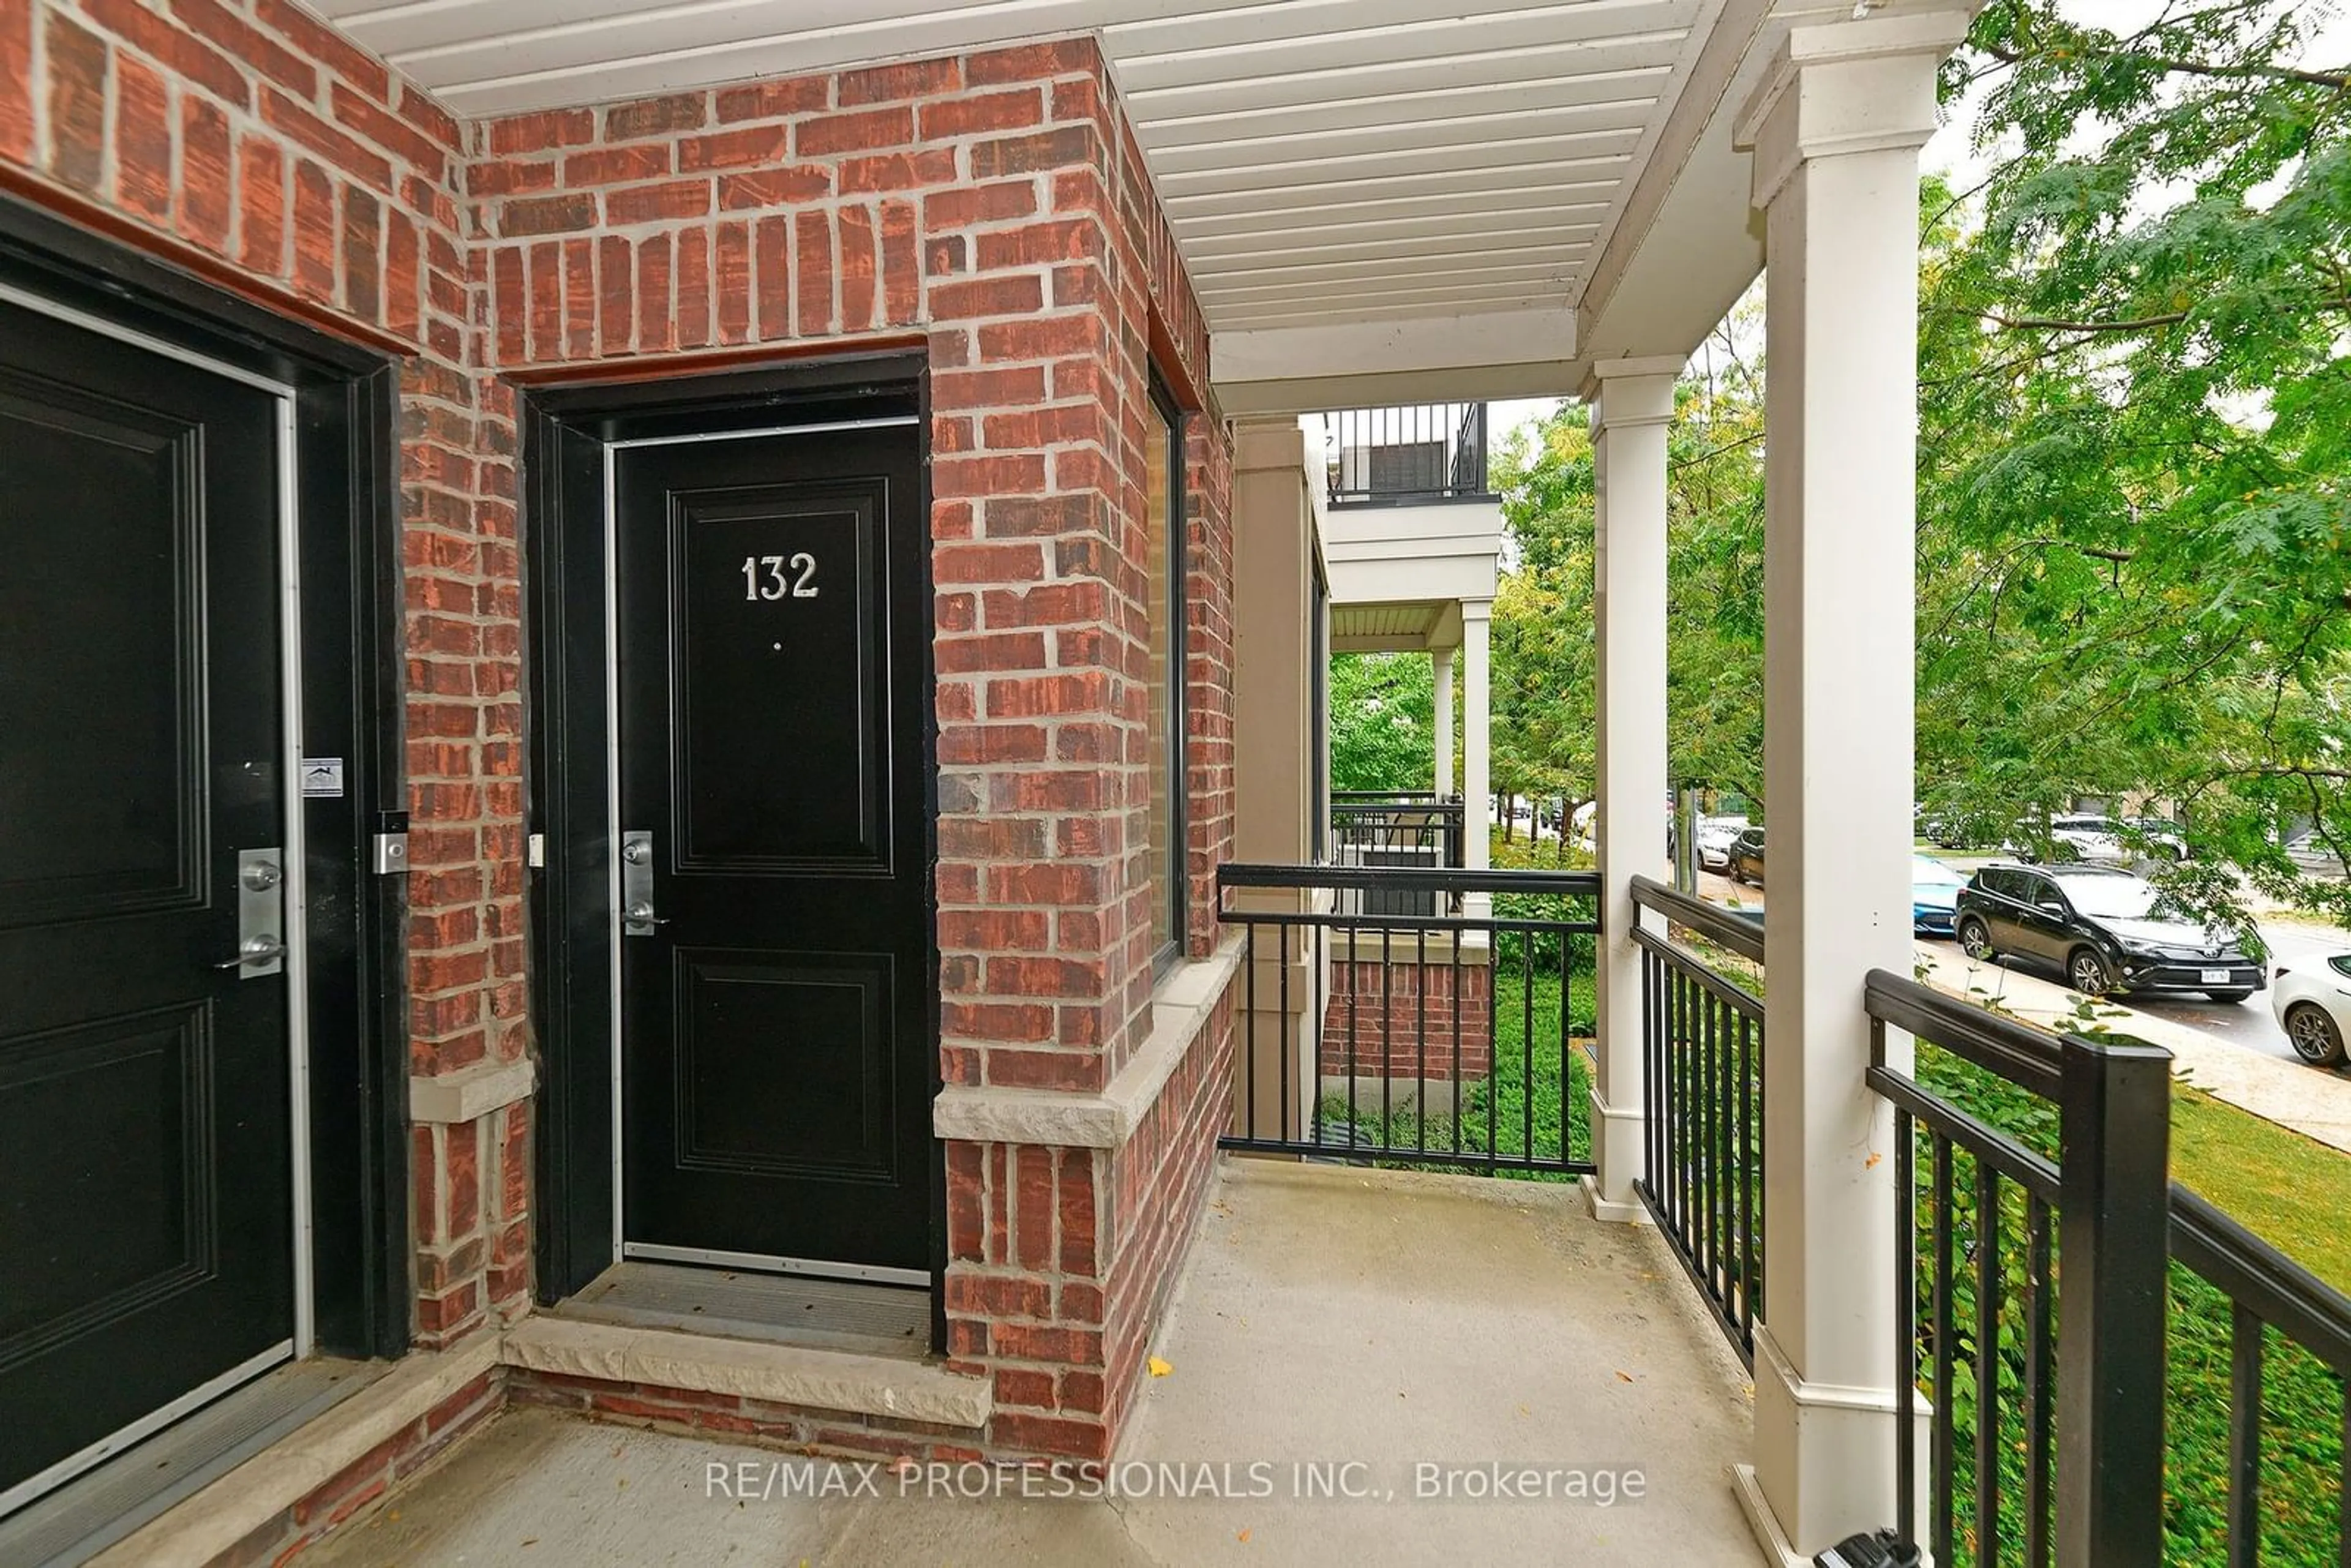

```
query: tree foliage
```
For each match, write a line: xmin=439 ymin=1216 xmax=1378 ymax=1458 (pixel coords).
xmin=1490 ymin=418 xmax=1595 ymax=817
xmin=1493 ymin=313 xmax=1768 ymax=814
xmin=1326 ymin=651 xmax=1437 ymax=794
xmin=1916 ymin=0 xmax=2351 ymax=917
xmin=1486 ymin=0 xmax=2351 ymax=927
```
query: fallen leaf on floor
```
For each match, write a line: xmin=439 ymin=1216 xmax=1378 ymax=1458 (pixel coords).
xmin=1148 ymin=1356 xmax=1174 ymax=1377
xmin=520 ymin=1540 xmax=538 ymax=1549
xmin=1238 ymin=1528 xmax=1253 ymax=1544
xmin=1616 ymin=1370 xmax=1635 ymax=1382
xmin=1865 ymin=1151 xmax=1883 ymax=1169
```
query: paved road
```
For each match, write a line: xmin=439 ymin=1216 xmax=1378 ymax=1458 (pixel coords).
xmin=2128 ymin=918 xmax=2342 ymax=1064
xmin=1694 ymin=863 xmax=2349 ymax=1069
xmin=1690 ymin=861 xmax=2351 ymax=1149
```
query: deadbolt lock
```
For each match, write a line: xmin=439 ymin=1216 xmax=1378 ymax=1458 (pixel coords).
xmin=225 ymin=848 xmax=286 ymax=979
xmin=621 ymin=830 xmax=661 ymax=935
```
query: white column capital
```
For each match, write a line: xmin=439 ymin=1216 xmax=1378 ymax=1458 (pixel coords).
xmin=1733 ymin=11 xmax=1971 ymax=209
xmin=1458 ymin=598 xmax=1493 ymax=625
xmin=1580 ymin=356 xmax=1683 ymax=424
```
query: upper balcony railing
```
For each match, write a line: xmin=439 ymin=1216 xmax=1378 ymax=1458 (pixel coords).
xmin=1321 ymin=403 xmax=1494 ymax=508
xmin=1329 ymin=793 xmax=1466 ymax=912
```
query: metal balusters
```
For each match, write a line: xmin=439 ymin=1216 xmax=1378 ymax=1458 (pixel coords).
xmin=1215 ymin=863 xmax=1598 ymax=1177
xmin=1319 ymin=404 xmax=1495 ymax=507
xmin=1628 ymin=876 xmax=1764 ymax=1367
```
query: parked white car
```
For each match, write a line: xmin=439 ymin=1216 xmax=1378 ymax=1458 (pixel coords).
xmin=2009 ymin=814 xmax=2186 ymax=865
xmin=2274 ymin=954 xmax=2351 ymax=1068
xmin=1694 ymin=815 xmax=1748 ymax=872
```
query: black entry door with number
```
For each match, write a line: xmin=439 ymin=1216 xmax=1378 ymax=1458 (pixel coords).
xmin=0 ymin=298 xmax=294 ymax=1501
xmin=616 ymin=424 xmax=931 ymax=1276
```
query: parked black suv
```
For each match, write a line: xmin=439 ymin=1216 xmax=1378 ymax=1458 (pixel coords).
xmin=1952 ymin=864 xmax=2263 ymax=1001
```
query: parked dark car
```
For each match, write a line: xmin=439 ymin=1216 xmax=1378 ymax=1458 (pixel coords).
xmin=1725 ymin=826 xmax=1764 ymax=885
xmin=1952 ymin=864 xmax=2263 ymax=1001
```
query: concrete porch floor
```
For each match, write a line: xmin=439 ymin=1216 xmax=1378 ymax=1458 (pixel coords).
xmin=305 ymin=1160 xmax=1757 ymax=1567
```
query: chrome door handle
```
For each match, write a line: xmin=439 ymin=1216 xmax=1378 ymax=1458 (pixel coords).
xmin=228 ymin=848 xmax=287 ymax=978
xmin=622 ymin=830 xmax=664 ymax=935
xmin=217 ymin=934 xmax=287 ymax=969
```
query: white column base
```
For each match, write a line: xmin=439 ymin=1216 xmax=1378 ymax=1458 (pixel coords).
xmin=1577 ymin=1175 xmax=1651 ymax=1225
xmin=1745 ymin=1319 xmax=1925 ymax=1559
xmin=1581 ymin=1087 xmax=1649 ymax=1222
xmin=1731 ymin=1463 xmax=1811 ymax=1568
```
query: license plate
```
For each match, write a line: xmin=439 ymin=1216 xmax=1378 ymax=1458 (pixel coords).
xmin=2201 ymin=967 xmax=2231 ymax=984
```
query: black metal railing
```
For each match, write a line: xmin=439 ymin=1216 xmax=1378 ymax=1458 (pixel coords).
xmin=1218 ymin=863 xmax=1598 ymax=1177
xmin=2167 ymin=1185 xmax=2351 ymax=1566
xmin=1322 ymin=403 xmax=1493 ymax=507
xmin=1866 ymin=969 xmax=2174 ymax=1567
xmin=1330 ymin=795 xmax=1466 ymax=919
xmin=1629 ymin=875 xmax=1766 ymax=1364
xmin=1608 ymin=877 xmax=2351 ymax=1562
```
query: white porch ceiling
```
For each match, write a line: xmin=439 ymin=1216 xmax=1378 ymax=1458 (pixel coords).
xmin=306 ymin=0 xmax=1973 ymax=408
xmin=1332 ymin=601 xmax=1453 ymax=653
xmin=310 ymin=2 xmax=1714 ymax=342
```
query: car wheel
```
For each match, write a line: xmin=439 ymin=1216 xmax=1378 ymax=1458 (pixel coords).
xmin=2068 ymin=947 xmax=2116 ymax=997
xmin=2207 ymin=989 xmax=2254 ymax=1005
xmin=1957 ymin=918 xmax=1995 ymax=962
xmin=2285 ymin=1003 xmax=2349 ymax=1068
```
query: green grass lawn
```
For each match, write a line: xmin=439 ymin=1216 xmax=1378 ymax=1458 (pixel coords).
xmin=2170 ymin=1082 xmax=2351 ymax=1294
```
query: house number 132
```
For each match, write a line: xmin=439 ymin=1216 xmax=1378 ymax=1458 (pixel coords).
xmin=741 ymin=553 xmax=818 ymax=600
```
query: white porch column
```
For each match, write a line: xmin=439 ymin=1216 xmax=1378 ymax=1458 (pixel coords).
xmin=1581 ymin=359 xmax=1678 ymax=1224
xmin=1432 ymin=647 xmax=1456 ymax=800
xmin=1461 ymin=602 xmax=1491 ymax=882
xmin=1731 ymin=13 xmax=1968 ymax=1562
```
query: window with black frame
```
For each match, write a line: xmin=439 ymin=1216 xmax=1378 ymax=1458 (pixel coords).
xmin=1144 ymin=377 xmax=1189 ymax=975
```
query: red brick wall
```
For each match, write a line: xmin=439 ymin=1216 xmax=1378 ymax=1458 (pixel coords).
xmin=465 ymin=39 xmax=1218 ymax=1102
xmin=3 ymin=3 xmax=1242 ymax=1468
xmin=1103 ymin=983 xmax=1234 ymax=1433
xmin=203 ymin=1368 xmax=503 ymax=1568
xmin=1321 ymin=960 xmax=1494 ymax=1082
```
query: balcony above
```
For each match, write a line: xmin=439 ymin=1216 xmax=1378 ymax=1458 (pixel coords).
xmin=1316 ymin=403 xmax=1504 ymax=625
xmin=1324 ymin=403 xmax=1496 ymax=510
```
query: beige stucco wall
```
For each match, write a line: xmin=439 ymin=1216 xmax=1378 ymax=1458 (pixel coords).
xmin=1228 ymin=420 xmax=1329 ymax=1142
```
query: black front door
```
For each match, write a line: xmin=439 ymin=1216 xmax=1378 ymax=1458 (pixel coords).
xmin=0 ymin=297 xmax=295 ymax=1504
xmin=615 ymin=422 xmax=932 ymax=1278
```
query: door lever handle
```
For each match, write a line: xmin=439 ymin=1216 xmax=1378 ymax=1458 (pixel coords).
xmin=217 ymin=934 xmax=287 ymax=969
xmin=621 ymin=830 xmax=662 ymax=934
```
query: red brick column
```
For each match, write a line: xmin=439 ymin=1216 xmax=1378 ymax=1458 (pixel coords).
xmin=471 ymin=39 xmax=1235 ymax=1462
xmin=1320 ymin=960 xmax=1496 ymax=1084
